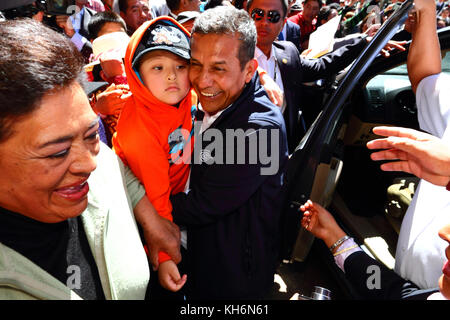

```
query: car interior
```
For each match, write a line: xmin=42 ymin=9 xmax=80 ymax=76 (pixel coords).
xmin=275 ymin=22 xmax=450 ymax=299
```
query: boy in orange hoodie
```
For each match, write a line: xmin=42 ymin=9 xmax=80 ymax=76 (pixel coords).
xmin=112 ymin=17 xmax=196 ymax=293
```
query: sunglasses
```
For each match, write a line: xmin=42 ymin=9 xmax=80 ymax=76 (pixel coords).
xmin=251 ymin=8 xmax=282 ymax=24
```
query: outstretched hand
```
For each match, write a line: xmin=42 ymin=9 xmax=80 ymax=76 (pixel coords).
xmin=367 ymin=126 xmax=450 ymax=187
xmin=300 ymin=200 xmax=346 ymax=248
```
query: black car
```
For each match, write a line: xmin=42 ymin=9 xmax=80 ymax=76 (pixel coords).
xmin=275 ymin=0 xmax=450 ymax=300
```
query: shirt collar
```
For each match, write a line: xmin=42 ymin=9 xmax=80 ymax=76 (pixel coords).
xmin=255 ymin=45 xmax=276 ymax=61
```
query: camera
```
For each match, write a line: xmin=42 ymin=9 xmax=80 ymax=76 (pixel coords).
xmin=39 ymin=0 xmax=76 ymax=16
xmin=1 ymin=0 xmax=76 ymax=19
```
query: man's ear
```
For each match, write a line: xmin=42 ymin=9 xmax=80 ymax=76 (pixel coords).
xmin=99 ymin=70 xmax=108 ymax=82
xmin=244 ymin=58 xmax=258 ymax=83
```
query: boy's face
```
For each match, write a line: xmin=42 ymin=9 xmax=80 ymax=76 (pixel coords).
xmin=139 ymin=50 xmax=191 ymax=106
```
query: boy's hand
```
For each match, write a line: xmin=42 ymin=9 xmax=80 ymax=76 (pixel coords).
xmin=158 ymin=260 xmax=187 ymax=292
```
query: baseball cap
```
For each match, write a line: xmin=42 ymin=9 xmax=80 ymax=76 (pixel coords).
xmin=83 ymin=31 xmax=130 ymax=73
xmin=131 ymin=18 xmax=190 ymax=69
xmin=0 ymin=0 xmax=36 ymax=11
xmin=176 ymin=10 xmax=201 ymax=25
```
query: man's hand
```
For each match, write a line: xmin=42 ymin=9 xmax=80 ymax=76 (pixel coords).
xmin=367 ymin=126 xmax=450 ymax=187
xmin=133 ymin=196 xmax=182 ymax=270
xmin=257 ymin=67 xmax=284 ymax=107
xmin=55 ymin=15 xmax=75 ymax=38
xmin=366 ymin=36 xmax=407 ymax=57
xmin=99 ymin=52 xmax=126 ymax=80
xmin=363 ymin=23 xmax=380 ymax=37
xmin=300 ymin=200 xmax=347 ymax=249
xmin=94 ymin=84 xmax=131 ymax=115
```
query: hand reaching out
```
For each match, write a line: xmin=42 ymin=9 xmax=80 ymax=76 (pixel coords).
xmin=300 ymin=200 xmax=346 ymax=249
xmin=367 ymin=126 xmax=450 ymax=187
xmin=257 ymin=67 xmax=284 ymax=107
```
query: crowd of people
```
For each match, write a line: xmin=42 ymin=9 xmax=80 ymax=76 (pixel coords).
xmin=0 ymin=0 xmax=448 ymax=301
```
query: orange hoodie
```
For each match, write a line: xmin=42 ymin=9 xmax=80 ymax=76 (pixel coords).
xmin=112 ymin=17 xmax=197 ymax=263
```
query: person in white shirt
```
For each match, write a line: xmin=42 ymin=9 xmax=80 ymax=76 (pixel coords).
xmin=387 ymin=0 xmax=447 ymax=289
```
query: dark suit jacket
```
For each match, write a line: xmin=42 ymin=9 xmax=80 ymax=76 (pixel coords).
xmin=344 ymin=251 xmax=439 ymax=300
xmin=171 ymin=74 xmax=289 ymax=299
xmin=279 ymin=20 xmax=301 ymax=52
xmin=272 ymin=37 xmax=367 ymax=153
xmin=78 ymin=7 xmax=97 ymax=62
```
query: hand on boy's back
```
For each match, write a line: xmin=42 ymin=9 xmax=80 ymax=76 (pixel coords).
xmin=94 ymin=84 xmax=131 ymax=116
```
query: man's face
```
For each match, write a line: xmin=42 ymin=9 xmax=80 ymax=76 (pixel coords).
xmin=248 ymin=0 xmax=286 ymax=51
xmin=302 ymin=0 xmax=320 ymax=23
xmin=184 ymin=0 xmax=201 ymax=12
xmin=121 ymin=0 xmax=152 ymax=32
xmin=189 ymin=33 xmax=256 ymax=115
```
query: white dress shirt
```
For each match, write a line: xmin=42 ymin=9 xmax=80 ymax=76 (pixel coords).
xmin=395 ymin=73 xmax=450 ymax=289
xmin=255 ymin=46 xmax=286 ymax=114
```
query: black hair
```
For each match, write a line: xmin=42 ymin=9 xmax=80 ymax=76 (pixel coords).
xmin=247 ymin=0 xmax=289 ymax=17
xmin=0 ymin=19 xmax=85 ymax=142
xmin=166 ymin=0 xmax=182 ymax=12
xmin=88 ymin=11 xmax=127 ymax=40
xmin=192 ymin=6 xmax=256 ymax=70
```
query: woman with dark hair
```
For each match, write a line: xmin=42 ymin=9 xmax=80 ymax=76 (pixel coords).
xmin=0 ymin=19 xmax=181 ymax=300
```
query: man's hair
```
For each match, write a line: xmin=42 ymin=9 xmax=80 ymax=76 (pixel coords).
xmin=88 ymin=11 xmax=127 ymax=39
xmin=0 ymin=19 xmax=85 ymax=142
xmin=118 ymin=0 xmax=130 ymax=12
xmin=246 ymin=0 xmax=289 ymax=17
xmin=166 ymin=0 xmax=181 ymax=12
xmin=191 ymin=6 xmax=256 ymax=70
xmin=303 ymin=0 xmax=322 ymax=8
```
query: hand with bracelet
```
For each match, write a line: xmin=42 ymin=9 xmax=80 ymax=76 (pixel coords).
xmin=300 ymin=200 xmax=353 ymax=254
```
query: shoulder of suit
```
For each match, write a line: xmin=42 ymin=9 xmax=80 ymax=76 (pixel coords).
xmin=273 ymin=40 xmax=299 ymax=55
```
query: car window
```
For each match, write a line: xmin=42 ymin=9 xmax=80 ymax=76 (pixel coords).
xmin=374 ymin=49 xmax=450 ymax=77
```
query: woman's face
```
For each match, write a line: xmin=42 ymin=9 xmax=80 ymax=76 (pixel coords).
xmin=0 ymin=82 xmax=100 ymax=223
xmin=438 ymin=224 xmax=450 ymax=299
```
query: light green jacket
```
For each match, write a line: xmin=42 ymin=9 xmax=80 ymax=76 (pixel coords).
xmin=0 ymin=143 xmax=150 ymax=300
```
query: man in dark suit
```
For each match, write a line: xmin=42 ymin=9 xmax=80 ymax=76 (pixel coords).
xmin=247 ymin=0 xmax=368 ymax=153
xmin=300 ymin=199 xmax=445 ymax=300
xmin=55 ymin=1 xmax=100 ymax=62
xmin=278 ymin=19 xmax=301 ymax=51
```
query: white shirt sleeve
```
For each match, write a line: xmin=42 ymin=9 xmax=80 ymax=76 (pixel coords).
xmin=70 ymin=32 xmax=88 ymax=51
xmin=416 ymin=73 xmax=450 ymax=138
xmin=334 ymin=238 xmax=362 ymax=272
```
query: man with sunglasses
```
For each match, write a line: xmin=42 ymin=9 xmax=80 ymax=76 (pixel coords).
xmin=248 ymin=0 xmax=376 ymax=153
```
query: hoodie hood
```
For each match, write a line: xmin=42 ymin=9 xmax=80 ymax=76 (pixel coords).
xmin=124 ymin=16 xmax=195 ymax=111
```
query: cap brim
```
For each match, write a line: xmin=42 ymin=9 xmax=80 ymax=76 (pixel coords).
xmin=131 ymin=46 xmax=190 ymax=69
xmin=0 ymin=0 xmax=36 ymax=10
xmin=83 ymin=81 xmax=109 ymax=96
